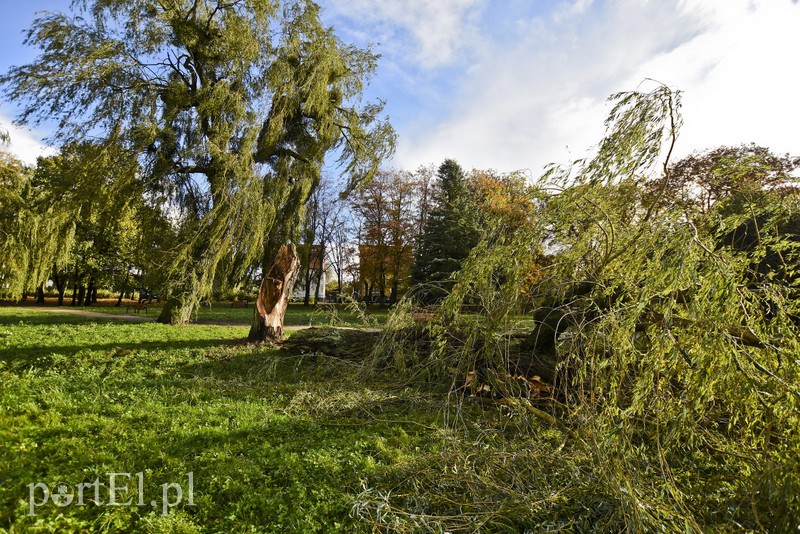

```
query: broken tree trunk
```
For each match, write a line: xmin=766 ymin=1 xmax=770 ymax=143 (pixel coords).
xmin=248 ymin=243 xmax=301 ymax=342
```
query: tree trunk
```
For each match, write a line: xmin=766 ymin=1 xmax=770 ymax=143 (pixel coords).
xmin=313 ymin=250 xmax=325 ymax=304
xmin=314 ymin=271 xmax=323 ymax=305
xmin=116 ymin=273 xmax=129 ymax=307
xmin=54 ymin=273 xmax=65 ymax=306
xmin=248 ymin=243 xmax=300 ymax=342
xmin=77 ymin=285 xmax=86 ymax=307
xmin=83 ymin=278 xmax=94 ymax=306
xmin=91 ymin=286 xmax=98 ymax=304
xmin=303 ymin=267 xmax=312 ymax=306
xmin=36 ymin=283 xmax=45 ymax=304
xmin=71 ymin=266 xmax=80 ymax=306
xmin=157 ymin=297 xmax=195 ymax=324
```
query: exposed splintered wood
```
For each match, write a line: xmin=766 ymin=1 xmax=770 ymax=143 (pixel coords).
xmin=249 ymin=243 xmax=300 ymax=342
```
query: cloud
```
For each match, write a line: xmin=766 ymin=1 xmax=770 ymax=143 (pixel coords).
xmin=0 ymin=113 xmax=55 ymax=165
xmin=323 ymin=0 xmax=485 ymax=68
xmin=378 ymin=0 xmax=800 ymax=175
xmin=630 ymin=0 xmax=800 ymax=160
xmin=394 ymin=0 xmax=709 ymax=174
xmin=553 ymin=0 xmax=595 ymax=24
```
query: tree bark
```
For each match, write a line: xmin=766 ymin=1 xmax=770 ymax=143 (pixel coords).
xmin=71 ymin=265 xmax=80 ymax=306
xmin=157 ymin=297 xmax=195 ymax=325
xmin=313 ymin=248 xmax=325 ymax=304
xmin=303 ymin=266 xmax=312 ymax=306
xmin=83 ymin=278 xmax=94 ymax=306
xmin=53 ymin=273 xmax=66 ymax=306
xmin=36 ymin=283 xmax=45 ymax=304
xmin=116 ymin=272 xmax=129 ymax=306
xmin=248 ymin=243 xmax=300 ymax=342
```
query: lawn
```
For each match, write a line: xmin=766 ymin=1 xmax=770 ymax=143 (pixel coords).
xmin=1 ymin=305 xmax=766 ymax=531
xmin=0 ymin=307 xmax=443 ymax=532
xmin=35 ymin=300 xmax=392 ymax=327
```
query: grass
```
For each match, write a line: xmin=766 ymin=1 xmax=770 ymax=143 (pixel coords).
xmin=0 ymin=306 xmax=643 ymax=532
xmin=0 ymin=307 xmax=442 ymax=532
xmin=15 ymin=299 xmax=392 ymax=327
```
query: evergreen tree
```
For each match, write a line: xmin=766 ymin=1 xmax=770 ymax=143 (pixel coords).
xmin=411 ymin=159 xmax=480 ymax=300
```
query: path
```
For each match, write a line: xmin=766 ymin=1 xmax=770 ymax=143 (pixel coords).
xmin=19 ymin=306 xmax=156 ymax=322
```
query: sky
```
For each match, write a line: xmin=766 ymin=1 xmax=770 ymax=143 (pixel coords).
xmin=1 ymin=0 xmax=799 ymax=176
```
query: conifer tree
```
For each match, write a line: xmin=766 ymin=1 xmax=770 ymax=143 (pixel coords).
xmin=411 ymin=159 xmax=480 ymax=301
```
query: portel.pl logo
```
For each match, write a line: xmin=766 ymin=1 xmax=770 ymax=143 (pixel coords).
xmin=27 ymin=472 xmax=194 ymax=516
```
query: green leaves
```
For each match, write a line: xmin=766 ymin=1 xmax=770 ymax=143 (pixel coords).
xmin=2 ymin=0 xmax=395 ymax=322
xmin=586 ymin=82 xmax=682 ymax=187
xmin=373 ymin=82 xmax=800 ymax=530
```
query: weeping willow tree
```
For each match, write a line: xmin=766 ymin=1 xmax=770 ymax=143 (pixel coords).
xmin=1 ymin=0 xmax=395 ymax=331
xmin=0 ymin=150 xmax=75 ymax=300
xmin=367 ymin=82 xmax=800 ymax=531
xmin=33 ymin=141 xmax=147 ymax=305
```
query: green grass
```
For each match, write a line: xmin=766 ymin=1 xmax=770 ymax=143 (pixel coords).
xmin=53 ymin=302 xmax=392 ymax=327
xmin=0 ymin=307 xmax=440 ymax=532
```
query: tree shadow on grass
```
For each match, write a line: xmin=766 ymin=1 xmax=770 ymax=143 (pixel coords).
xmin=0 ymin=313 xmax=131 ymax=326
xmin=0 ymin=339 xmax=240 ymax=369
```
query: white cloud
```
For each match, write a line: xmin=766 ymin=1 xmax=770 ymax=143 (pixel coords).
xmin=553 ymin=0 xmax=595 ymax=24
xmin=387 ymin=0 xmax=800 ymax=175
xmin=395 ymin=0 xmax=707 ymax=174
xmin=323 ymin=0 xmax=485 ymax=68
xmin=0 ymin=114 xmax=55 ymax=165
xmin=629 ymin=0 xmax=800 ymax=160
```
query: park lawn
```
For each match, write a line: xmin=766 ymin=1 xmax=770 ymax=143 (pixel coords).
xmin=66 ymin=302 xmax=392 ymax=327
xmin=0 ymin=308 xmax=442 ymax=533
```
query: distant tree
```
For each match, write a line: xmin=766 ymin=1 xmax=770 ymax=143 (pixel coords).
xmin=384 ymin=171 xmax=416 ymax=304
xmin=657 ymin=144 xmax=799 ymax=218
xmin=411 ymin=164 xmax=435 ymax=248
xmin=0 ymin=151 xmax=34 ymax=297
xmin=33 ymin=142 xmax=143 ymax=306
xmin=351 ymin=170 xmax=416 ymax=304
xmin=299 ymin=177 xmax=337 ymax=305
xmin=0 ymin=150 xmax=74 ymax=301
xmin=326 ymin=203 xmax=356 ymax=294
xmin=352 ymin=173 xmax=390 ymax=303
xmin=411 ymin=159 xmax=480 ymax=300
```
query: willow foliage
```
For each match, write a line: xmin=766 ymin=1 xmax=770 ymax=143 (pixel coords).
xmin=0 ymin=151 xmax=74 ymax=298
xmin=374 ymin=82 xmax=800 ymax=531
xmin=1 ymin=0 xmax=395 ymax=322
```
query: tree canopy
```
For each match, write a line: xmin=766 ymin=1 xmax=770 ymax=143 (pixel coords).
xmin=1 ymin=0 xmax=395 ymax=325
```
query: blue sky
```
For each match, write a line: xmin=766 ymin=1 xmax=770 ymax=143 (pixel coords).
xmin=2 ymin=0 xmax=799 ymax=175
